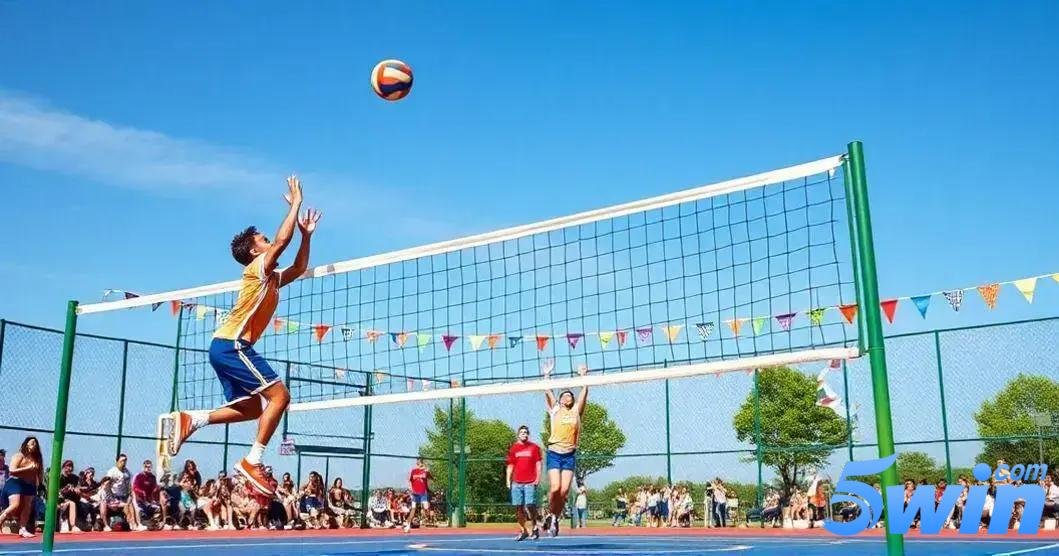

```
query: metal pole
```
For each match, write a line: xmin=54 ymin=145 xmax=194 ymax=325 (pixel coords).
xmin=222 ymin=425 xmax=230 ymax=472
xmin=0 ymin=319 xmax=7 ymax=378
xmin=281 ymin=362 xmax=291 ymax=439
xmin=664 ymin=377 xmax=672 ymax=485
xmin=359 ymin=375 xmax=373 ymax=528
xmin=934 ymin=331 xmax=953 ymax=483
xmin=325 ymin=456 xmax=330 ymax=488
xmin=43 ymin=301 xmax=79 ymax=554
xmin=296 ymin=454 xmax=302 ymax=487
xmin=115 ymin=341 xmax=130 ymax=459
xmin=169 ymin=306 xmax=185 ymax=412
xmin=842 ymin=361 xmax=854 ymax=462
xmin=446 ymin=397 xmax=455 ymax=527
xmin=753 ymin=369 xmax=763 ymax=508
xmin=457 ymin=397 xmax=468 ymax=527
xmin=847 ymin=141 xmax=904 ymax=556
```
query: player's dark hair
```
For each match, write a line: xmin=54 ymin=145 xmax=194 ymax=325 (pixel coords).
xmin=518 ymin=425 xmax=530 ymax=433
xmin=231 ymin=226 xmax=259 ymax=265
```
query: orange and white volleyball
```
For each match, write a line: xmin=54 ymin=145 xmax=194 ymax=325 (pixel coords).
xmin=370 ymin=59 xmax=413 ymax=101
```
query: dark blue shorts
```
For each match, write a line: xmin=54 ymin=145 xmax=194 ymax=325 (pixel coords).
xmin=546 ymin=449 xmax=576 ymax=471
xmin=209 ymin=338 xmax=280 ymax=405
xmin=3 ymin=477 xmax=37 ymax=497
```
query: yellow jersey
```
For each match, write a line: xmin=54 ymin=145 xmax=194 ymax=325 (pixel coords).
xmin=214 ymin=254 xmax=281 ymax=344
xmin=547 ymin=404 xmax=580 ymax=454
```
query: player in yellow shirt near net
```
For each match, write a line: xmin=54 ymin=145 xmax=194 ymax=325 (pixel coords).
xmin=541 ymin=363 xmax=588 ymax=537
xmin=161 ymin=175 xmax=321 ymax=495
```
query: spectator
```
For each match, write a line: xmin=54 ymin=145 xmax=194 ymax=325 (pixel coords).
xmin=231 ymin=475 xmax=261 ymax=529
xmin=105 ymin=453 xmax=146 ymax=532
xmin=56 ymin=459 xmax=82 ymax=533
xmin=181 ymin=460 xmax=202 ymax=489
xmin=300 ymin=471 xmax=328 ymax=529
xmin=612 ymin=487 xmax=628 ymax=526
xmin=646 ymin=487 xmax=659 ymax=527
xmin=175 ymin=472 xmax=197 ymax=529
xmin=328 ymin=478 xmax=355 ymax=528
xmin=215 ymin=473 xmax=236 ymax=530
xmin=276 ymin=473 xmax=298 ymax=529
xmin=659 ymin=484 xmax=670 ymax=528
xmin=574 ymin=485 xmax=588 ymax=528
xmin=0 ymin=449 xmax=8 ymax=494
xmin=676 ymin=487 xmax=694 ymax=527
xmin=0 ymin=436 xmax=43 ymax=538
xmin=133 ymin=460 xmax=162 ymax=530
xmin=712 ymin=478 xmax=728 ymax=528
xmin=762 ymin=490 xmax=781 ymax=526
xmin=196 ymin=478 xmax=221 ymax=531
xmin=1043 ymin=473 xmax=1058 ymax=520
xmin=77 ymin=468 xmax=101 ymax=530
xmin=368 ymin=490 xmax=392 ymax=528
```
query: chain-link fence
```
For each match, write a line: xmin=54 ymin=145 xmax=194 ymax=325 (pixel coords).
xmin=1 ymin=316 xmax=1057 ymax=527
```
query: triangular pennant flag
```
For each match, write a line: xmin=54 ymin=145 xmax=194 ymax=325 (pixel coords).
xmin=910 ymin=295 xmax=931 ymax=318
xmin=393 ymin=332 xmax=409 ymax=347
xmin=635 ymin=327 xmax=653 ymax=343
xmin=170 ymin=300 xmax=182 ymax=316
xmin=273 ymin=318 xmax=284 ymax=333
xmin=1053 ymin=273 xmax=1059 ymax=284
xmin=450 ymin=379 xmax=461 ymax=388
xmin=943 ymin=290 xmax=964 ymax=312
xmin=567 ymin=333 xmax=583 ymax=349
xmin=536 ymin=335 xmax=550 ymax=352
xmin=726 ymin=319 xmax=743 ymax=336
xmin=509 ymin=336 xmax=523 ymax=348
xmin=124 ymin=291 xmax=139 ymax=300
xmin=487 ymin=335 xmax=500 ymax=349
xmin=373 ymin=371 xmax=384 ymax=384
xmin=752 ymin=317 xmax=767 ymax=335
xmin=102 ymin=289 xmax=114 ymax=299
xmin=838 ymin=304 xmax=858 ymax=324
xmin=286 ymin=321 xmax=300 ymax=333
xmin=195 ymin=305 xmax=209 ymax=320
xmin=615 ymin=330 xmax=628 ymax=346
xmin=663 ymin=324 xmax=683 ymax=343
xmin=598 ymin=331 xmax=614 ymax=348
xmin=1013 ymin=277 xmax=1038 ymax=303
xmin=809 ymin=308 xmax=826 ymax=326
xmin=469 ymin=335 xmax=487 ymax=351
xmin=341 ymin=327 xmax=355 ymax=341
xmin=151 ymin=301 xmax=163 ymax=312
xmin=828 ymin=359 xmax=842 ymax=369
xmin=776 ymin=313 xmax=796 ymax=331
xmin=216 ymin=309 xmax=229 ymax=324
xmin=977 ymin=283 xmax=1000 ymax=309
xmin=695 ymin=322 xmax=715 ymax=341
xmin=313 ymin=324 xmax=331 ymax=343
xmin=442 ymin=335 xmax=458 ymax=351
xmin=366 ymin=330 xmax=382 ymax=342
xmin=334 ymin=368 xmax=346 ymax=380
xmin=417 ymin=333 xmax=432 ymax=350
xmin=880 ymin=299 xmax=898 ymax=323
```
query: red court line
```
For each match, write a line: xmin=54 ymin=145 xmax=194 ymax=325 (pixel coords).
xmin=9 ymin=525 xmax=1058 ymax=547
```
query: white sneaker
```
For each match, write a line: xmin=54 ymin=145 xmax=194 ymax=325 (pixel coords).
xmin=136 ymin=524 xmax=149 ymax=532
xmin=103 ymin=525 xmax=112 ymax=532
xmin=18 ymin=528 xmax=35 ymax=538
xmin=71 ymin=526 xmax=83 ymax=534
xmin=60 ymin=523 xmax=70 ymax=534
xmin=403 ymin=523 xmax=411 ymax=533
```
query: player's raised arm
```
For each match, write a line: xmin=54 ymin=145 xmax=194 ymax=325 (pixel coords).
xmin=574 ymin=364 xmax=589 ymax=415
xmin=542 ymin=359 xmax=556 ymax=410
xmin=263 ymin=175 xmax=304 ymax=275
xmin=280 ymin=207 xmax=322 ymax=288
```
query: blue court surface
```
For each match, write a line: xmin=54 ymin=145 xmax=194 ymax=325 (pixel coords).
xmin=1 ymin=534 xmax=1057 ymax=556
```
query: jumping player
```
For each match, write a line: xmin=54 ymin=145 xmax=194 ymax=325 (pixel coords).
xmin=405 ymin=459 xmax=432 ymax=533
xmin=163 ymin=175 xmax=321 ymax=495
xmin=541 ymin=363 xmax=588 ymax=537
xmin=506 ymin=425 xmax=542 ymax=541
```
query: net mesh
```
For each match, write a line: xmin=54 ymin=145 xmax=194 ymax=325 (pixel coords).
xmin=171 ymin=156 xmax=857 ymax=411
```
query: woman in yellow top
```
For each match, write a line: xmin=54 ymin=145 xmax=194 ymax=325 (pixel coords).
xmin=541 ymin=363 xmax=588 ymax=537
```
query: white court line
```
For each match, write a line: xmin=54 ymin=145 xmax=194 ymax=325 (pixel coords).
xmin=0 ymin=536 xmax=512 ymax=554
xmin=992 ymin=543 xmax=1059 ymax=556
xmin=409 ymin=544 xmax=753 ymax=554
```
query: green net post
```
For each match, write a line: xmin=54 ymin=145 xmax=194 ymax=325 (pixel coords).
xmin=446 ymin=398 xmax=455 ymax=527
xmin=296 ymin=453 xmax=302 ymax=486
xmin=281 ymin=362 xmax=291 ymax=440
xmin=43 ymin=301 xmax=78 ymax=554
xmin=753 ymin=368 xmax=763 ymax=508
xmin=842 ymin=361 xmax=854 ymax=462
xmin=222 ymin=424 xmax=230 ymax=471
xmin=934 ymin=331 xmax=954 ymax=483
xmin=169 ymin=305 xmax=184 ymax=413
xmin=847 ymin=141 xmax=904 ymax=556
xmin=456 ymin=396 xmax=468 ymax=528
xmin=664 ymin=375 xmax=673 ymax=486
xmin=114 ymin=340 xmax=130 ymax=458
xmin=359 ymin=374 xmax=373 ymax=528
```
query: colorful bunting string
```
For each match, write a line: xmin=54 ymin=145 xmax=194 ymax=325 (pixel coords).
xmin=880 ymin=299 xmax=898 ymax=324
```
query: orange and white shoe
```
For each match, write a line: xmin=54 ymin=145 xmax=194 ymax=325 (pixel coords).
xmin=235 ymin=458 xmax=274 ymax=496
xmin=165 ymin=411 xmax=194 ymax=457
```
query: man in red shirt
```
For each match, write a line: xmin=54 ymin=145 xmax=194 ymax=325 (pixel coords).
xmin=405 ymin=459 xmax=432 ymax=533
xmin=132 ymin=459 xmax=163 ymax=529
xmin=506 ymin=425 xmax=543 ymax=541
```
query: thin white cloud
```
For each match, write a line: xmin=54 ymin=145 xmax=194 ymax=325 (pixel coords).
xmin=0 ymin=91 xmax=275 ymax=192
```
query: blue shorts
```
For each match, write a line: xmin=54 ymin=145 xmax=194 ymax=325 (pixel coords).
xmin=3 ymin=477 xmax=36 ymax=497
xmin=546 ymin=450 xmax=576 ymax=471
xmin=510 ymin=483 xmax=536 ymax=506
xmin=209 ymin=338 xmax=280 ymax=404
xmin=412 ymin=493 xmax=429 ymax=504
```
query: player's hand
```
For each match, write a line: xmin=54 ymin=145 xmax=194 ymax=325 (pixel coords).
xmin=298 ymin=208 xmax=322 ymax=235
xmin=577 ymin=364 xmax=588 ymax=377
xmin=506 ymin=479 xmax=511 ymax=489
xmin=541 ymin=359 xmax=555 ymax=378
xmin=283 ymin=175 xmax=303 ymax=206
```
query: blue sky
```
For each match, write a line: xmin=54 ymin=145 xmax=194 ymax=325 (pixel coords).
xmin=1 ymin=2 xmax=1057 ymax=487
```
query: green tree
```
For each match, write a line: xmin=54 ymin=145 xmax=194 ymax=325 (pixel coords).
xmin=418 ymin=404 xmax=516 ymax=507
xmin=974 ymin=374 xmax=1059 ymax=469
xmin=851 ymin=451 xmax=944 ymax=485
xmin=541 ymin=401 xmax=627 ymax=484
xmin=732 ymin=366 xmax=849 ymax=497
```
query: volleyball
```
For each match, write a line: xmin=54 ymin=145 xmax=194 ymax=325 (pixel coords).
xmin=370 ymin=59 xmax=413 ymax=101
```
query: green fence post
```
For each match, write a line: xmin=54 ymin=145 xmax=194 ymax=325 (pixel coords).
xmin=457 ymin=397 xmax=468 ymax=528
xmin=325 ymin=456 xmax=330 ymax=488
xmin=842 ymin=361 xmax=854 ymax=462
xmin=169 ymin=306 xmax=185 ymax=412
xmin=753 ymin=368 xmax=763 ymax=508
xmin=847 ymin=141 xmax=904 ymax=556
xmin=222 ymin=424 xmax=230 ymax=471
xmin=359 ymin=374 xmax=373 ymax=528
xmin=664 ymin=376 xmax=672 ymax=486
xmin=281 ymin=362 xmax=291 ymax=440
xmin=115 ymin=341 xmax=130 ymax=458
xmin=297 ymin=453 xmax=302 ymax=486
xmin=0 ymin=319 xmax=7 ymax=377
xmin=446 ymin=397 xmax=455 ymax=527
xmin=934 ymin=331 xmax=954 ymax=483
xmin=43 ymin=301 xmax=79 ymax=554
